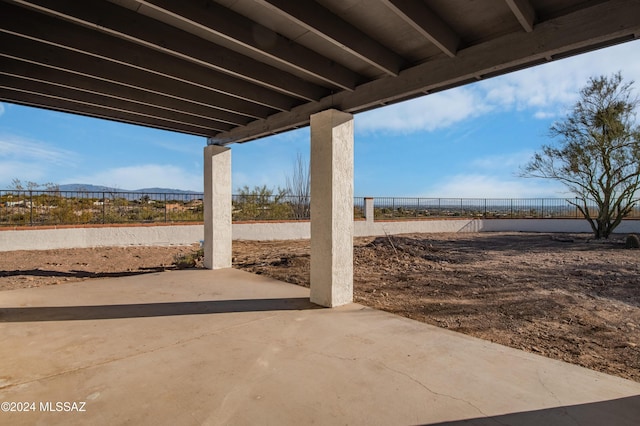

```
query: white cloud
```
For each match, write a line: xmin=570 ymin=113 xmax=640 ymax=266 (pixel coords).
xmin=356 ymin=86 xmax=493 ymax=133
xmin=0 ymin=133 xmax=80 ymax=187
xmin=478 ymin=64 xmax=579 ymax=114
xmin=421 ymin=174 xmax=565 ymax=198
xmin=470 ymin=151 xmax=536 ymax=170
xmin=0 ymin=134 xmax=78 ymax=166
xmin=66 ymin=164 xmax=203 ymax=191
xmin=356 ymin=39 xmax=640 ymax=133
xmin=533 ymin=111 xmax=555 ymax=120
xmin=475 ymin=39 xmax=640 ymax=119
xmin=420 ymin=151 xmax=567 ymax=198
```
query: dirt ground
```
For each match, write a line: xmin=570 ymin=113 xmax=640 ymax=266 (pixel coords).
xmin=1 ymin=232 xmax=639 ymax=383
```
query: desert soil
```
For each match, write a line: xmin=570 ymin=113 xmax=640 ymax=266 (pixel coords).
xmin=1 ymin=232 xmax=639 ymax=382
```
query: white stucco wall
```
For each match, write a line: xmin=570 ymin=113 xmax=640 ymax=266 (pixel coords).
xmin=355 ymin=218 xmax=482 ymax=235
xmin=234 ymin=221 xmax=309 ymax=240
xmin=2 ymin=218 xmax=640 ymax=251
xmin=0 ymin=224 xmax=204 ymax=251
xmin=476 ymin=218 xmax=640 ymax=233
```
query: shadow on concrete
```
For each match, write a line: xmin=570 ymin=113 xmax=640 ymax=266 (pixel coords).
xmin=0 ymin=297 xmax=319 ymax=322
xmin=423 ymin=395 xmax=640 ymax=426
xmin=0 ymin=267 xmax=168 ymax=279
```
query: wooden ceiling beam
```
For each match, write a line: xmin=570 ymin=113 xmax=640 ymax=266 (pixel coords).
xmin=382 ymin=0 xmax=459 ymax=57
xmin=127 ymin=0 xmax=360 ymax=91
xmin=0 ymin=74 xmax=230 ymax=133
xmin=11 ymin=0 xmax=327 ymax=102
xmin=0 ymin=2 xmax=296 ymax=112
xmin=0 ymin=57 xmax=236 ymax=132
xmin=505 ymin=0 xmax=536 ymax=32
xmin=0 ymin=33 xmax=264 ymax=124
xmin=0 ymin=88 xmax=216 ymax=137
xmin=257 ymin=0 xmax=404 ymax=76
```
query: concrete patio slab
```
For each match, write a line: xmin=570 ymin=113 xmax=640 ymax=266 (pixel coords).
xmin=1 ymin=268 xmax=639 ymax=425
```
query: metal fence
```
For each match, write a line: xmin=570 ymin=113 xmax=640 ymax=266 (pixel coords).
xmin=1 ymin=190 xmax=639 ymax=227
xmin=374 ymin=197 xmax=562 ymax=219
xmin=0 ymin=190 xmax=204 ymax=227
xmin=354 ymin=197 xmax=365 ymax=219
xmin=232 ymin=193 xmax=310 ymax=221
xmin=371 ymin=197 xmax=640 ymax=220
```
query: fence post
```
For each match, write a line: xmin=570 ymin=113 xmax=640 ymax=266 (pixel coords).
xmin=364 ymin=197 xmax=374 ymax=223
xmin=164 ymin=193 xmax=168 ymax=223
xmin=29 ymin=190 xmax=33 ymax=226
xmin=102 ymin=192 xmax=106 ymax=223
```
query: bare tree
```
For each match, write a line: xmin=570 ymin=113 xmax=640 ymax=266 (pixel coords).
xmin=284 ymin=152 xmax=310 ymax=220
xmin=9 ymin=179 xmax=58 ymax=192
xmin=521 ymin=72 xmax=640 ymax=239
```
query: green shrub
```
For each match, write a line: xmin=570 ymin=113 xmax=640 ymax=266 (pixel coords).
xmin=173 ymin=248 xmax=204 ymax=269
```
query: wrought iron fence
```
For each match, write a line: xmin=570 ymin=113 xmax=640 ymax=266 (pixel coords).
xmin=2 ymin=190 xmax=639 ymax=227
xmin=232 ymin=194 xmax=310 ymax=221
xmin=371 ymin=197 xmax=640 ymax=220
xmin=354 ymin=197 xmax=365 ymax=219
xmin=0 ymin=190 xmax=203 ymax=227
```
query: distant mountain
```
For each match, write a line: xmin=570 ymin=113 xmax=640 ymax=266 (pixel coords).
xmin=58 ymin=184 xmax=120 ymax=192
xmin=135 ymin=187 xmax=201 ymax=194
xmin=58 ymin=184 xmax=201 ymax=194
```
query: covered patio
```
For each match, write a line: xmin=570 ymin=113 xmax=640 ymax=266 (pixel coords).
xmin=1 ymin=269 xmax=639 ymax=425
xmin=2 ymin=2 xmax=640 ymax=423
xmin=2 ymin=0 xmax=640 ymax=307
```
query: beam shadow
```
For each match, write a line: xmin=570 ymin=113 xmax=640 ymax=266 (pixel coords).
xmin=0 ymin=297 xmax=319 ymax=322
xmin=0 ymin=267 xmax=168 ymax=279
xmin=422 ymin=395 xmax=640 ymax=426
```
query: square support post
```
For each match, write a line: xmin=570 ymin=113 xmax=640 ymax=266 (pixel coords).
xmin=310 ymin=109 xmax=354 ymax=307
xmin=365 ymin=197 xmax=374 ymax=223
xmin=203 ymin=144 xmax=232 ymax=269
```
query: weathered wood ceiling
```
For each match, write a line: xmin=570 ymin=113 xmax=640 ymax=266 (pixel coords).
xmin=0 ymin=0 xmax=638 ymax=144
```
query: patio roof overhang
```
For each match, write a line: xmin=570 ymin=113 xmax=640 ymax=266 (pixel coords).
xmin=0 ymin=0 xmax=639 ymax=145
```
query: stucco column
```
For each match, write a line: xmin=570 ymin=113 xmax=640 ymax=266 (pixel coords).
xmin=203 ymin=144 xmax=232 ymax=269
xmin=310 ymin=109 xmax=354 ymax=307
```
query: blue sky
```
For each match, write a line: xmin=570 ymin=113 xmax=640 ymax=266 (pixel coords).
xmin=1 ymin=39 xmax=639 ymax=197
